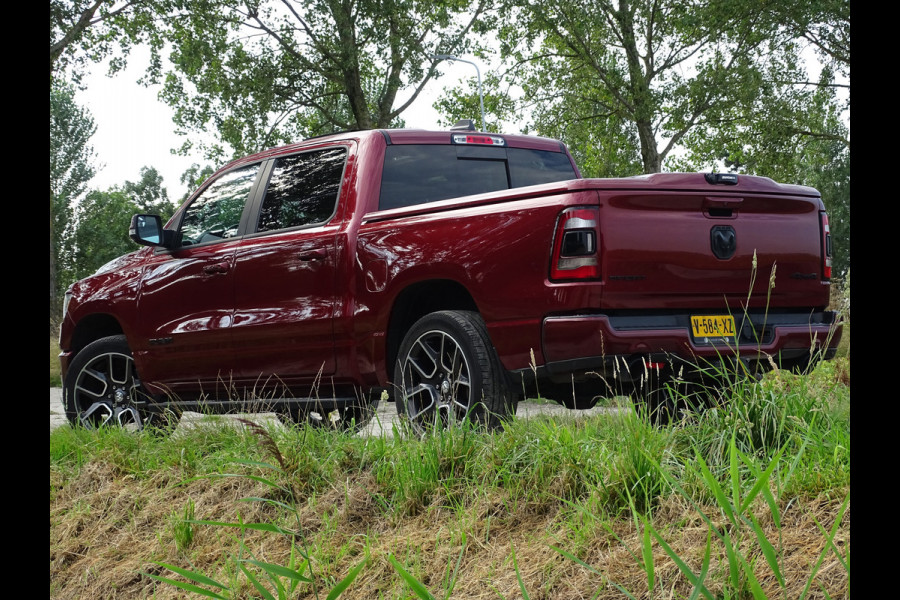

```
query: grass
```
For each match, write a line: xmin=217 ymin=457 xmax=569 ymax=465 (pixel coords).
xmin=50 ymin=334 xmax=62 ymax=387
xmin=50 ymin=355 xmax=849 ymax=599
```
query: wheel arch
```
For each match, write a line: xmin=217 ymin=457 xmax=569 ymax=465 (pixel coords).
xmin=67 ymin=314 xmax=126 ymax=359
xmin=384 ymin=279 xmax=480 ymax=379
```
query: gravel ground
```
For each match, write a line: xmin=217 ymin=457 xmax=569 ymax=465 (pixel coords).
xmin=50 ymin=388 xmax=621 ymax=435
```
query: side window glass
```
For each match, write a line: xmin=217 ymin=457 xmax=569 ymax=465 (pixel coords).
xmin=257 ymin=147 xmax=347 ymax=233
xmin=180 ymin=164 xmax=259 ymax=245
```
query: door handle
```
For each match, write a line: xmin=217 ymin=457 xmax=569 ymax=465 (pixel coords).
xmin=202 ymin=262 xmax=230 ymax=275
xmin=298 ymin=249 xmax=328 ymax=261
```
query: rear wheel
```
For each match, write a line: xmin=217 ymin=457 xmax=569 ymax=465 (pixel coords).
xmin=63 ymin=335 xmax=179 ymax=431
xmin=394 ymin=310 xmax=516 ymax=433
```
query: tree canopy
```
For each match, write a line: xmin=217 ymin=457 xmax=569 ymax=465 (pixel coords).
xmin=50 ymin=83 xmax=97 ymax=317
xmin=142 ymin=0 xmax=491 ymax=161
xmin=487 ymin=0 xmax=841 ymax=174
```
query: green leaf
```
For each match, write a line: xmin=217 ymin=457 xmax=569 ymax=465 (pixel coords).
xmin=647 ymin=525 xmax=716 ymax=600
xmin=143 ymin=573 xmax=229 ymax=600
xmin=801 ymin=493 xmax=850 ymax=600
xmin=749 ymin=514 xmax=784 ymax=588
xmin=239 ymin=497 xmax=298 ymax=512
xmin=696 ymin=451 xmax=737 ymax=528
xmin=243 ymin=559 xmax=313 ymax=583
xmin=722 ymin=531 xmax=741 ymax=591
xmin=729 ymin=431 xmax=741 ymax=512
xmin=511 ymin=545 xmax=531 ymax=600
xmin=549 ymin=545 xmax=602 ymax=577
xmin=151 ymin=561 xmax=229 ymax=590
xmin=641 ymin=520 xmax=655 ymax=594
xmin=326 ymin=556 xmax=367 ymax=600
xmin=240 ymin=561 xmax=277 ymax=600
xmin=189 ymin=519 xmax=293 ymax=535
xmin=738 ymin=553 xmax=767 ymax=600
xmin=738 ymin=445 xmax=785 ymax=515
xmin=443 ymin=532 xmax=467 ymax=600
xmin=388 ymin=554 xmax=436 ymax=600
xmin=689 ymin=530 xmax=713 ymax=600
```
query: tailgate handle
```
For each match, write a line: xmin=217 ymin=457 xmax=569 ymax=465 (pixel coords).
xmin=703 ymin=196 xmax=743 ymax=218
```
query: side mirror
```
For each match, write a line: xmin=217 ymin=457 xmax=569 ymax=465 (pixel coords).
xmin=129 ymin=214 xmax=174 ymax=248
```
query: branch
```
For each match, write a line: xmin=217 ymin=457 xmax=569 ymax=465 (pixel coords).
xmin=386 ymin=0 xmax=487 ymax=122
xmin=50 ymin=0 xmax=107 ymax=65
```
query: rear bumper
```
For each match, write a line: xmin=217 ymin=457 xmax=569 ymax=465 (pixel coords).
xmin=540 ymin=310 xmax=841 ymax=379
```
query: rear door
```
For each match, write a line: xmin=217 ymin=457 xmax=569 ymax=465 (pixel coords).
xmin=230 ymin=144 xmax=350 ymax=390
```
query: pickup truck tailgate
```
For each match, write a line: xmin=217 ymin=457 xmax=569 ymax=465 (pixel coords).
xmin=589 ymin=175 xmax=830 ymax=311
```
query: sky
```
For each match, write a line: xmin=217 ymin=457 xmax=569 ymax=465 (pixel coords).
xmin=74 ymin=47 xmax=477 ymax=202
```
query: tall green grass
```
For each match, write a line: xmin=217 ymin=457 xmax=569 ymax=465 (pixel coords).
xmin=51 ymin=356 xmax=848 ymax=598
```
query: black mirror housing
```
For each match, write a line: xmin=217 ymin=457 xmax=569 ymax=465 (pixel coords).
xmin=129 ymin=214 xmax=174 ymax=248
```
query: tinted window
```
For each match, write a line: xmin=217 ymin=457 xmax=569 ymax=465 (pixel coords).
xmin=379 ymin=145 xmax=576 ymax=210
xmin=257 ymin=147 xmax=347 ymax=232
xmin=180 ymin=164 xmax=259 ymax=245
xmin=508 ymin=148 xmax=579 ymax=187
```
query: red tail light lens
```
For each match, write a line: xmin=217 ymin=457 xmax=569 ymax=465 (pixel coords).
xmin=820 ymin=211 xmax=832 ymax=280
xmin=550 ymin=207 xmax=601 ymax=281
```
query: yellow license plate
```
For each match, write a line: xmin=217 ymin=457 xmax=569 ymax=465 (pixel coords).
xmin=690 ymin=315 xmax=736 ymax=341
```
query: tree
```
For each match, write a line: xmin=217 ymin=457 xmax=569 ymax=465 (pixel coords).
xmin=50 ymin=0 xmax=160 ymax=86
xmin=432 ymin=71 xmax=517 ymax=133
xmin=179 ymin=163 xmax=216 ymax=201
xmin=65 ymin=190 xmax=143 ymax=284
xmin=149 ymin=0 xmax=492 ymax=161
xmin=57 ymin=166 xmax=175 ymax=293
xmin=50 ymin=0 xmax=165 ymax=324
xmin=673 ymin=56 xmax=850 ymax=277
xmin=123 ymin=165 xmax=178 ymax=219
xmin=495 ymin=0 xmax=847 ymax=174
xmin=50 ymin=83 xmax=97 ymax=320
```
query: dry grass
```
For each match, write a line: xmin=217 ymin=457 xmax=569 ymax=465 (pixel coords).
xmin=50 ymin=459 xmax=849 ymax=599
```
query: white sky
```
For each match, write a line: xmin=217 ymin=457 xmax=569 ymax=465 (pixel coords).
xmin=74 ymin=46 xmax=480 ymax=201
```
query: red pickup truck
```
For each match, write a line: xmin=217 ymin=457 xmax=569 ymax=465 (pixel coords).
xmin=59 ymin=126 xmax=841 ymax=431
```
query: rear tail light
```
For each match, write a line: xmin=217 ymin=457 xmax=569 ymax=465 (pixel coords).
xmin=820 ymin=211 xmax=832 ymax=280
xmin=550 ymin=207 xmax=601 ymax=281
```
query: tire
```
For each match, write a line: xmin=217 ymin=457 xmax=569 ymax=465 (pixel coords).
xmin=63 ymin=335 xmax=179 ymax=431
xmin=393 ymin=310 xmax=516 ymax=432
xmin=278 ymin=396 xmax=378 ymax=431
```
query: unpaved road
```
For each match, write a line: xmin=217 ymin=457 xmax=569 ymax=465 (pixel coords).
xmin=50 ymin=388 xmax=620 ymax=436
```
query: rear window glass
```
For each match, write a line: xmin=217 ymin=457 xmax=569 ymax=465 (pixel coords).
xmin=257 ymin=147 xmax=347 ymax=232
xmin=379 ymin=145 xmax=576 ymax=210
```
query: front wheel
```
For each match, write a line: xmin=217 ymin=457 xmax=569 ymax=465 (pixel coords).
xmin=393 ymin=310 xmax=516 ymax=433
xmin=63 ymin=335 xmax=178 ymax=431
